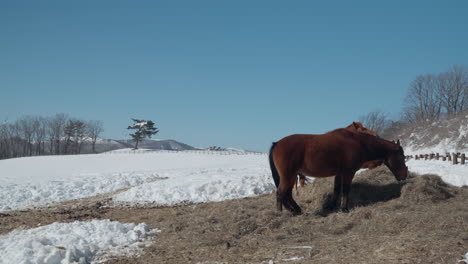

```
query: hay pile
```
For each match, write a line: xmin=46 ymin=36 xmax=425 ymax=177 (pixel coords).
xmin=304 ymin=166 xmax=460 ymax=213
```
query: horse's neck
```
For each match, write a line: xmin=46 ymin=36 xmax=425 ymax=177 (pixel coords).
xmin=361 ymin=136 xmax=395 ymax=161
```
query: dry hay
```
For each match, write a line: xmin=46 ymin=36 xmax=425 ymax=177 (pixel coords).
xmin=305 ymin=166 xmax=460 ymax=213
xmin=98 ymin=166 xmax=468 ymax=263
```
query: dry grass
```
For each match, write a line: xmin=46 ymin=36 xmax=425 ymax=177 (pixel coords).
xmin=1 ymin=166 xmax=468 ymax=263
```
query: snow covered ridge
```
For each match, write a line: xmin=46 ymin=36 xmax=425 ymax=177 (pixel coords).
xmin=0 ymin=220 xmax=160 ymax=264
xmin=391 ymin=113 xmax=468 ymax=154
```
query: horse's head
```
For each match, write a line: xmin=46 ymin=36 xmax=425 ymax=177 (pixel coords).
xmin=347 ymin=122 xmax=378 ymax=136
xmin=384 ymin=140 xmax=408 ymax=182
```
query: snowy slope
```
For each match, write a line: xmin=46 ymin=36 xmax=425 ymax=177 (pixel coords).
xmin=384 ymin=112 xmax=468 ymax=154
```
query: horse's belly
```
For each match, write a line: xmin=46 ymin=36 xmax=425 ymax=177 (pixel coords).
xmin=299 ymin=167 xmax=337 ymax=178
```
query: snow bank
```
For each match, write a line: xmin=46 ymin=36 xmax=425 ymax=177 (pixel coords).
xmin=460 ymin=252 xmax=468 ymax=264
xmin=0 ymin=220 xmax=159 ymax=264
xmin=405 ymin=141 xmax=468 ymax=156
xmin=0 ymin=171 xmax=162 ymax=211
xmin=406 ymin=159 xmax=468 ymax=187
xmin=113 ymin=167 xmax=274 ymax=205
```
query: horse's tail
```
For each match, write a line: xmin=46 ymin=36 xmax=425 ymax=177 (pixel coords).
xmin=269 ymin=142 xmax=280 ymax=188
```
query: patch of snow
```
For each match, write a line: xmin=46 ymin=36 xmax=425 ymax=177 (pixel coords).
xmin=407 ymin=159 xmax=468 ymax=186
xmin=113 ymin=166 xmax=274 ymax=205
xmin=0 ymin=219 xmax=159 ymax=264
xmin=287 ymin=246 xmax=313 ymax=249
xmin=134 ymin=121 xmax=147 ymax=128
xmin=0 ymin=170 xmax=162 ymax=211
xmin=459 ymin=252 xmax=468 ymax=264
xmin=405 ymin=139 xmax=463 ymax=156
xmin=282 ymin=256 xmax=305 ymax=261
xmin=104 ymin=148 xmax=155 ymax=153
xmin=225 ymin=147 xmax=246 ymax=152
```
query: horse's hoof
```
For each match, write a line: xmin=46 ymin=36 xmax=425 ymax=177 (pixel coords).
xmin=292 ymin=211 xmax=302 ymax=216
xmin=340 ymin=207 xmax=350 ymax=213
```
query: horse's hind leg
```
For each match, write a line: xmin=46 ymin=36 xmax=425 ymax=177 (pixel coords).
xmin=276 ymin=191 xmax=283 ymax=212
xmin=284 ymin=188 xmax=302 ymax=215
xmin=277 ymin=174 xmax=302 ymax=215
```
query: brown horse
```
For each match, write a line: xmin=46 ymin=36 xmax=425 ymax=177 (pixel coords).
xmin=294 ymin=122 xmax=380 ymax=192
xmin=344 ymin=121 xmax=378 ymax=136
xmin=345 ymin=122 xmax=386 ymax=169
xmin=269 ymin=128 xmax=408 ymax=214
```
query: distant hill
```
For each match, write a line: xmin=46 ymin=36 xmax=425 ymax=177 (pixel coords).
xmin=80 ymin=138 xmax=197 ymax=153
xmin=382 ymin=110 xmax=468 ymax=154
xmin=115 ymin=139 xmax=197 ymax=151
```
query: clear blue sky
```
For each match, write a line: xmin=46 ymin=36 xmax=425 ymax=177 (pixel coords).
xmin=1 ymin=1 xmax=467 ymax=151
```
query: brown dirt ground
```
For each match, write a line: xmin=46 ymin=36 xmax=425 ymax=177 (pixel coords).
xmin=1 ymin=166 xmax=468 ymax=264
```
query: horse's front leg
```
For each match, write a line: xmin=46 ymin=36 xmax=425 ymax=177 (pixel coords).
xmin=340 ymin=172 xmax=355 ymax=213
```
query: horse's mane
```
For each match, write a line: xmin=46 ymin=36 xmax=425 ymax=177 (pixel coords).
xmin=329 ymin=128 xmax=402 ymax=152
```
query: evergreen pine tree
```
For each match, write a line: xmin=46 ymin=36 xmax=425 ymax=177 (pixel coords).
xmin=127 ymin=119 xmax=159 ymax=149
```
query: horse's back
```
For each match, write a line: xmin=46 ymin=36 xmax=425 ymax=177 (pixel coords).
xmin=275 ymin=129 xmax=361 ymax=152
xmin=273 ymin=129 xmax=364 ymax=177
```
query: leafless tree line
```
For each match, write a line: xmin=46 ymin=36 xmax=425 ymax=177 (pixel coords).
xmin=358 ymin=110 xmax=390 ymax=135
xmin=0 ymin=114 xmax=104 ymax=160
xmin=403 ymin=65 xmax=468 ymax=123
xmin=359 ymin=65 xmax=468 ymax=136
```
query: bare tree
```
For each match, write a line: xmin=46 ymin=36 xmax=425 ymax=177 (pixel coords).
xmin=74 ymin=120 xmax=87 ymax=154
xmin=403 ymin=74 xmax=442 ymax=123
xmin=358 ymin=110 xmax=390 ymax=135
xmin=0 ymin=120 xmax=12 ymax=159
xmin=48 ymin=113 xmax=68 ymax=155
xmin=87 ymin=120 xmax=104 ymax=153
xmin=17 ymin=116 xmax=36 ymax=156
xmin=437 ymin=65 xmax=468 ymax=117
xmin=0 ymin=114 xmax=104 ymax=160
xmin=31 ymin=116 xmax=48 ymax=155
xmin=63 ymin=120 xmax=75 ymax=154
xmin=38 ymin=117 xmax=48 ymax=155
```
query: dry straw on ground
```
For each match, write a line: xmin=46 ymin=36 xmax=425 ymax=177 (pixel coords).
xmin=1 ymin=166 xmax=467 ymax=263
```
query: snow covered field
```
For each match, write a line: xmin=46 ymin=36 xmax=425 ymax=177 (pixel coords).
xmin=0 ymin=150 xmax=270 ymax=211
xmin=0 ymin=150 xmax=270 ymax=263
xmin=0 ymin=150 xmax=467 ymax=263
xmin=0 ymin=150 xmax=467 ymax=212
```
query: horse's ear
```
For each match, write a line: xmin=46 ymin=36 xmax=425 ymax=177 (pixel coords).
xmin=352 ymin=122 xmax=359 ymax=128
xmin=397 ymin=139 xmax=400 ymax=146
